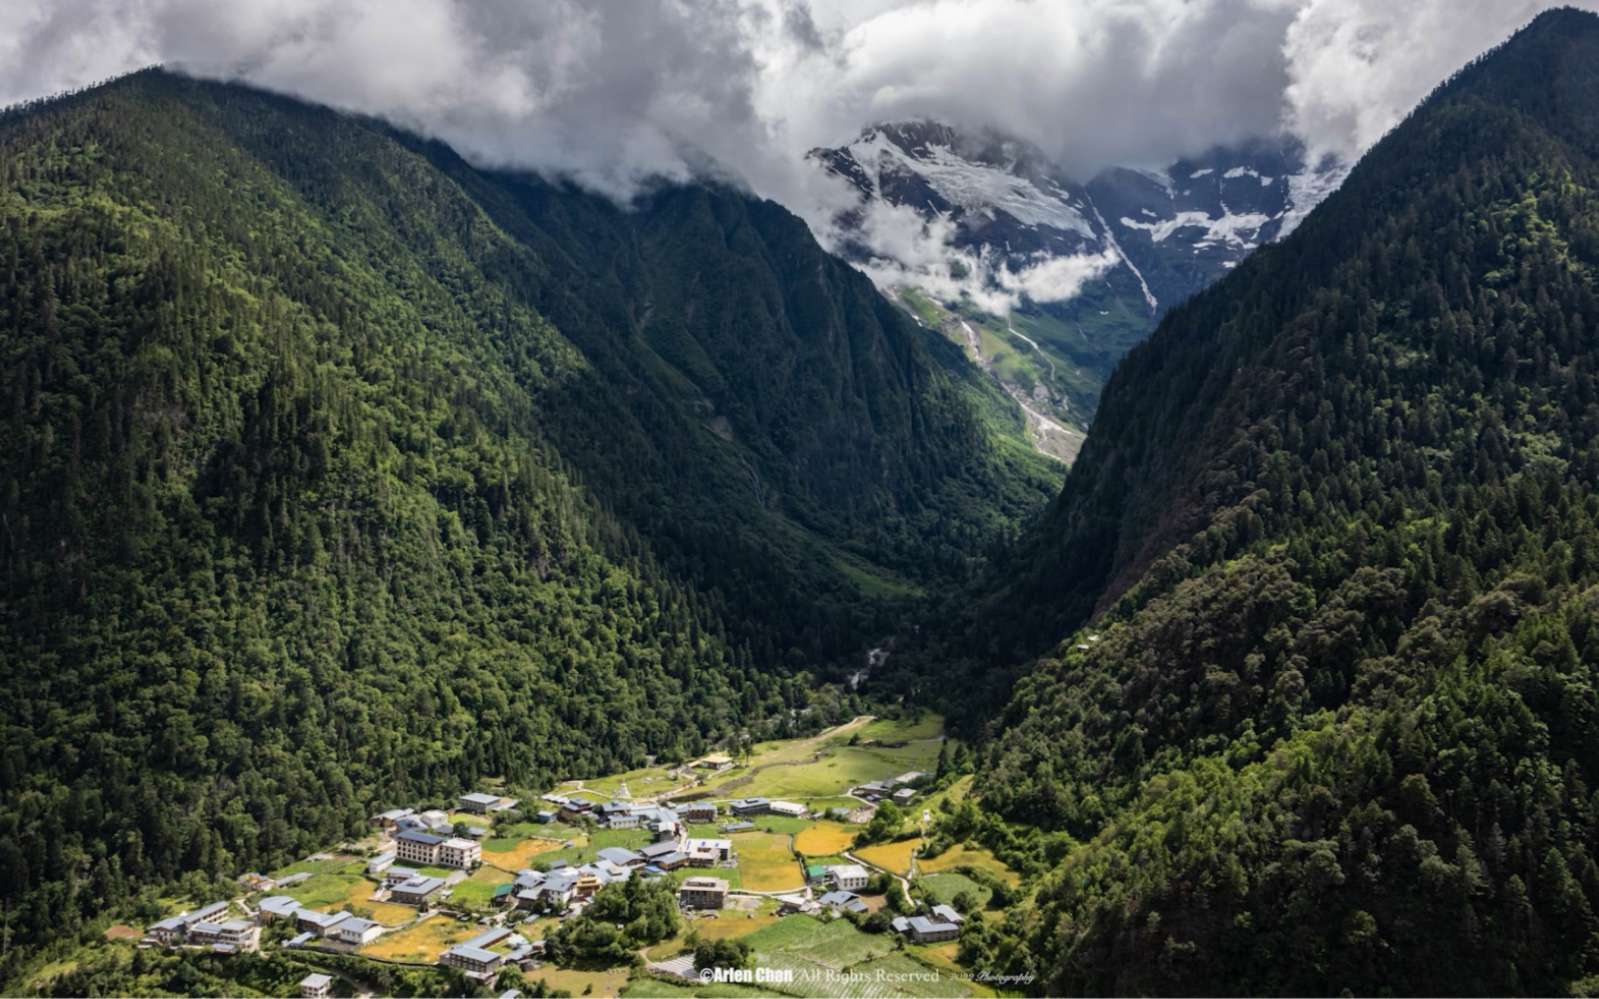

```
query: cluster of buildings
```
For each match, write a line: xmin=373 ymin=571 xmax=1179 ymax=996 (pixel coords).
xmin=892 ymin=904 xmax=966 ymax=943
xmin=146 ymin=902 xmax=259 ymax=954
xmin=440 ymin=926 xmax=546 ymax=982
xmin=258 ymin=895 xmax=385 ymax=947
xmin=854 ymin=772 xmax=926 ymax=806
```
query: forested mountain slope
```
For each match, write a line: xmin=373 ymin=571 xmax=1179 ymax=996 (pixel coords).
xmin=965 ymin=7 xmax=1599 ymax=994
xmin=0 ymin=70 xmax=1052 ymax=969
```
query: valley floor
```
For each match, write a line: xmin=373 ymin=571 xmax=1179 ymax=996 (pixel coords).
xmin=27 ymin=715 xmax=1026 ymax=999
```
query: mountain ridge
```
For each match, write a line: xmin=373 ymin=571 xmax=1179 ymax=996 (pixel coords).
xmin=944 ymin=6 xmax=1599 ymax=993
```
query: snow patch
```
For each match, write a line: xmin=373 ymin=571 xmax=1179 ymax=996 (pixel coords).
xmin=1280 ymin=162 xmax=1351 ymax=237
xmin=1119 ymin=209 xmax=1271 ymax=248
xmin=1190 ymin=168 xmax=1214 ymax=178
xmin=853 ymin=131 xmax=1094 ymax=236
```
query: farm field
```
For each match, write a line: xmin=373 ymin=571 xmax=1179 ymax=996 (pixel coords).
xmin=448 ymin=865 xmax=515 ymax=906
xmin=794 ymin=821 xmax=856 ymax=856
xmin=917 ymin=844 xmax=1019 ymax=885
xmin=361 ymin=914 xmax=482 ymax=962
xmin=315 ymin=876 xmax=417 ymax=925
xmin=730 ymin=832 xmax=805 ymax=892
xmin=481 ymin=836 xmax=567 ymax=871
xmin=520 ymin=965 xmax=632 ymax=997
xmin=855 ymin=839 xmax=921 ymax=876
xmin=688 ymin=909 xmax=784 ymax=941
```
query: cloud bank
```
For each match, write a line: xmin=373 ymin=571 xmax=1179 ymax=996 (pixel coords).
xmin=1 ymin=0 xmax=1591 ymax=300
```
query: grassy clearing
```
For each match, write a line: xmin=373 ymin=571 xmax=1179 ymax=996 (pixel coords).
xmin=836 ymin=557 xmax=922 ymax=599
xmin=920 ymin=872 xmax=990 ymax=909
xmin=361 ymin=915 xmax=481 ymax=962
xmin=794 ymin=822 xmax=856 ymax=856
xmin=281 ymin=871 xmax=368 ymax=909
xmin=740 ymin=815 xmax=812 ymax=835
xmin=481 ymin=837 xmax=566 ymax=871
xmin=917 ymin=844 xmax=1019 ymax=885
xmin=447 ymin=811 xmax=492 ymax=829
xmin=857 ymin=715 xmax=944 ymax=744
xmin=317 ymin=877 xmax=417 ymax=925
xmin=727 ymin=742 xmax=942 ymax=801
xmin=731 ymin=832 xmax=804 ymax=892
xmin=576 ymin=764 xmax=687 ymax=799
xmin=495 ymin=821 xmax=586 ymax=841
xmin=519 ymin=965 xmax=631 ymax=997
xmin=267 ymin=857 xmax=353 ymax=881
xmin=855 ymin=839 xmax=920 ymax=876
xmin=448 ymin=866 xmax=513 ymax=907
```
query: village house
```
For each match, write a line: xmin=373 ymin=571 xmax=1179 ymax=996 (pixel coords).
xmin=818 ymin=891 xmax=869 ymax=915
xmin=893 ymin=788 xmax=917 ymax=806
xmin=258 ymin=896 xmax=303 ymax=921
xmin=300 ymin=973 xmax=333 ymax=999
xmin=684 ymin=837 xmax=733 ymax=867
xmin=366 ymin=851 xmax=397 ymax=875
xmin=295 ymin=910 xmax=349 ymax=936
xmin=438 ymin=837 xmax=481 ymax=869
xmin=443 ymin=929 xmax=512 ymax=978
xmin=329 ymin=916 xmax=382 ymax=947
xmin=596 ymin=846 xmax=643 ymax=867
xmin=692 ymin=752 xmax=735 ymax=772
xmin=598 ymin=801 xmax=640 ymax=828
xmin=216 ymin=920 xmax=259 ymax=949
xmin=829 ymin=864 xmax=870 ymax=892
xmin=442 ymin=944 xmax=504 ymax=978
xmin=721 ymin=820 xmax=755 ymax=833
xmin=768 ymin=801 xmax=806 ymax=818
xmin=535 ymin=809 xmax=558 ymax=824
xmin=147 ymin=901 xmax=230 ymax=945
xmin=892 ymin=905 xmax=964 ymax=943
xmin=371 ymin=807 xmax=415 ymax=829
xmin=382 ymin=866 xmax=419 ymax=886
xmin=727 ymin=798 xmax=771 ymax=816
xmin=858 ymin=781 xmax=892 ymax=800
xmin=458 ymin=792 xmax=505 ymax=813
xmin=678 ymin=876 xmax=729 ymax=910
xmin=388 ymin=875 xmax=447 ymax=907
xmin=394 ymin=829 xmax=445 ymax=866
xmin=682 ymin=801 xmax=718 ymax=824
xmin=558 ymin=797 xmax=594 ymax=823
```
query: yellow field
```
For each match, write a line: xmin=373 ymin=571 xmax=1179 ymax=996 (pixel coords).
xmin=855 ymin=838 xmax=920 ymax=875
xmin=794 ymin=821 xmax=856 ymax=856
xmin=517 ymin=965 xmax=631 ymax=997
xmin=918 ymin=844 xmax=1020 ymax=885
xmin=698 ymin=913 xmax=782 ymax=944
xmin=731 ymin=832 xmax=804 ymax=892
xmin=360 ymin=915 xmax=481 ymax=962
xmin=482 ymin=837 xmax=566 ymax=871
xmin=317 ymin=877 xmax=417 ymax=926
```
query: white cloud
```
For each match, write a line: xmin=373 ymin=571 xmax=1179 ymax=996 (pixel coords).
xmin=1 ymin=0 xmax=1594 ymax=237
